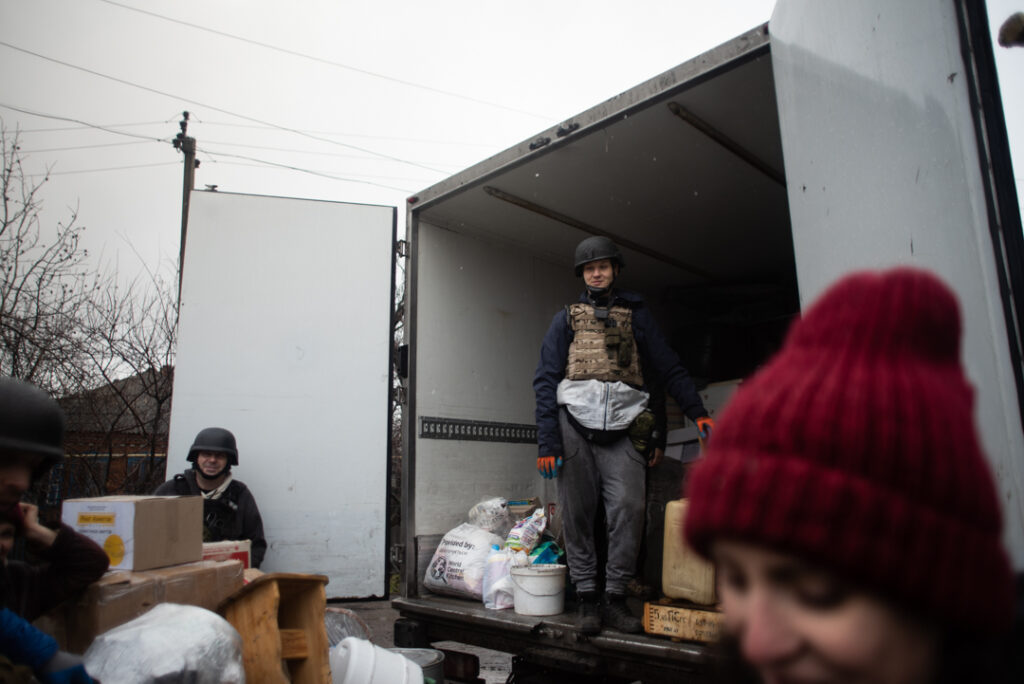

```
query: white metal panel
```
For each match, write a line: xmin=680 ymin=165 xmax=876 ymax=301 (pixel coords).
xmin=168 ymin=191 xmax=395 ymax=597
xmin=772 ymin=0 xmax=1024 ymax=566
xmin=412 ymin=222 xmax=564 ymax=536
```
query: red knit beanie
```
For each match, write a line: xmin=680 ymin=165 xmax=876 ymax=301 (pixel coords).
xmin=684 ymin=267 xmax=1015 ymax=633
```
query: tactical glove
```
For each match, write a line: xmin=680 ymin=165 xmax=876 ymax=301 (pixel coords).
xmin=537 ymin=455 xmax=563 ymax=479
xmin=695 ymin=416 xmax=715 ymax=441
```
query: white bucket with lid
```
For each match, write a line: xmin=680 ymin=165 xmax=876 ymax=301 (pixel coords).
xmin=330 ymin=636 xmax=424 ymax=684
xmin=509 ymin=563 xmax=567 ymax=616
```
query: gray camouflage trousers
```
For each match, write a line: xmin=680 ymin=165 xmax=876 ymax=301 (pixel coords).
xmin=556 ymin=408 xmax=646 ymax=595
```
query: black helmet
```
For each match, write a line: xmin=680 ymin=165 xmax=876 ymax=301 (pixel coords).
xmin=0 ymin=378 xmax=65 ymax=478
xmin=574 ymin=236 xmax=625 ymax=276
xmin=187 ymin=427 xmax=238 ymax=466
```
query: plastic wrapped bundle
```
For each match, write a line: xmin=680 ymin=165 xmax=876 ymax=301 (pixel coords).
xmin=83 ymin=603 xmax=244 ymax=684
xmin=468 ymin=497 xmax=512 ymax=538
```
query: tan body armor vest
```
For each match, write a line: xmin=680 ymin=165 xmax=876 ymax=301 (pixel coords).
xmin=565 ymin=303 xmax=643 ymax=386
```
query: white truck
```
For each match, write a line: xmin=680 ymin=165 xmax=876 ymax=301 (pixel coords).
xmin=168 ymin=0 xmax=1023 ymax=680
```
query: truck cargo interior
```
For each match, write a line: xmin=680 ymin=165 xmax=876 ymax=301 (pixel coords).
xmin=405 ymin=26 xmax=795 ymax=554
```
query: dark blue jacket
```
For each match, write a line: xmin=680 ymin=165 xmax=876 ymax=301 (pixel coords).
xmin=533 ymin=289 xmax=707 ymax=457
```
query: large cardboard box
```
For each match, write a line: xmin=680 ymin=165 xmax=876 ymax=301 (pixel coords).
xmin=55 ymin=559 xmax=244 ymax=654
xmin=62 ymin=496 xmax=202 ymax=571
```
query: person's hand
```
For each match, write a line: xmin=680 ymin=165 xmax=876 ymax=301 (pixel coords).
xmin=537 ymin=455 xmax=563 ymax=479
xmin=19 ymin=503 xmax=57 ymax=548
xmin=647 ymin=447 xmax=664 ymax=468
xmin=695 ymin=416 xmax=715 ymax=441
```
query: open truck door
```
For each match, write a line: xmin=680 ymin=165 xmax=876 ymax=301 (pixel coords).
xmin=168 ymin=191 xmax=396 ymax=598
xmin=771 ymin=0 xmax=1024 ymax=565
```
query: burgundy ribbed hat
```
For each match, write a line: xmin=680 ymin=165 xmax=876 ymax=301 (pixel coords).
xmin=684 ymin=267 xmax=1014 ymax=632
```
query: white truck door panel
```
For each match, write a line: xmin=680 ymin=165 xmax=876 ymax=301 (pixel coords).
xmin=169 ymin=191 xmax=395 ymax=597
xmin=771 ymin=0 xmax=1024 ymax=566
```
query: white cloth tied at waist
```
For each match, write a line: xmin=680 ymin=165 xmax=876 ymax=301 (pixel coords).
xmin=557 ymin=378 xmax=649 ymax=431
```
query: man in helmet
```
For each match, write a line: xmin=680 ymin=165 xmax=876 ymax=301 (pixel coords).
xmin=154 ymin=427 xmax=267 ymax=568
xmin=0 ymin=378 xmax=103 ymax=683
xmin=533 ymin=236 xmax=714 ymax=635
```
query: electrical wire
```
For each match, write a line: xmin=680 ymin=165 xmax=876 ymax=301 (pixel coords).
xmin=20 ymin=140 xmax=153 ymax=153
xmin=93 ymin=0 xmax=552 ymax=120
xmin=198 ymin=148 xmax=415 ymax=192
xmin=23 ymin=161 xmax=179 ymax=177
xmin=0 ymin=41 xmax=448 ymax=174
xmin=0 ymin=102 xmax=169 ymax=143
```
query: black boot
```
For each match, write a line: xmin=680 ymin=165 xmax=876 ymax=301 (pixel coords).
xmin=576 ymin=591 xmax=601 ymax=636
xmin=602 ymin=593 xmax=642 ymax=633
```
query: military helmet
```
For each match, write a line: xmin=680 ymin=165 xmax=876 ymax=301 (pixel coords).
xmin=187 ymin=427 xmax=238 ymax=466
xmin=0 ymin=377 xmax=65 ymax=478
xmin=574 ymin=236 xmax=625 ymax=276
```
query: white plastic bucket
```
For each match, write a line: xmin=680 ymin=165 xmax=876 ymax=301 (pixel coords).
xmin=331 ymin=636 xmax=424 ymax=684
xmin=509 ymin=563 xmax=567 ymax=616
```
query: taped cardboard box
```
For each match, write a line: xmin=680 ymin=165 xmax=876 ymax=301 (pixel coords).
xmin=61 ymin=495 xmax=202 ymax=571
xmin=57 ymin=559 xmax=244 ymax=653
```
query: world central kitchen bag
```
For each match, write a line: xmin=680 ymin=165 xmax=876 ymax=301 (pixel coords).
xmin=424 ymin=522 xmax=503 ymax=599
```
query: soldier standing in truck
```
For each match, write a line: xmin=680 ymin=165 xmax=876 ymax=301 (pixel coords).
xmin=533 ymin=236 xmax=714 ymax=635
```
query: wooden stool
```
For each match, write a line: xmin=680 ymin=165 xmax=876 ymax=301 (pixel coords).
xmin=219 ymin=573 xmax=330 ymax=684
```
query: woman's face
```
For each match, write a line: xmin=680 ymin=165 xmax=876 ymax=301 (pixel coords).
xmin=712 ymin=540 xmax=938 ymax=684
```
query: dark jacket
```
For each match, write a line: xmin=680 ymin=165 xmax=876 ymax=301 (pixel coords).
xmin=534 ymin=288 xmax=707 ymax=457
xmin=1 ymin=524 xmax=109 ymax=622
xmin=154 ymin=470 xmax=267 ymax=568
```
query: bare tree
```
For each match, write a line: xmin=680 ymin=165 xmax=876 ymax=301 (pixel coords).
xmin=0 ymin=121 xmax=178 ymax=510
xmin=63 ymin=262 xmax=178 ymax=495
xmin=0 ymin=122 xmax=102 ymax=396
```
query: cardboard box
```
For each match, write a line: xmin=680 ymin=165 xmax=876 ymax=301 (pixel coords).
xmin=507 ymin=497 xmax=541 ymax=520
xmin=57 ymin=559 xmax=244 ymax=654
xmin=643 ymin=600 xmax=722 ymax=642
xmin=62 ymin=496 xmax=202 ymax=571
xmin=203 ymin=540 xmax=251 ymax=569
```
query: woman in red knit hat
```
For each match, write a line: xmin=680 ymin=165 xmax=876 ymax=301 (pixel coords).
xmin=684 ymin=267 xmax=1020 ymax=683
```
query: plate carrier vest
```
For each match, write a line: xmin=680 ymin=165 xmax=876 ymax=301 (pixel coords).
xmin=565 ymin=302 xmax=643 ymax=387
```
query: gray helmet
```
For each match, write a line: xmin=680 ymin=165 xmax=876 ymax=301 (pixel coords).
xmin=0 ymin=378 xmax=65 ymax=478
xmin=574 ymin=236 xmax=625 ymax=276
xmin=187 ymin=427 xmax=238 ymax=466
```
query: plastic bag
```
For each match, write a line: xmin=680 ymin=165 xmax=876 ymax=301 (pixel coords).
xmin=529 ymin=539 xmax=564 ymax=565
xmin=482 ymin=545 xmax=515 ymax=610
xmin=423 ymin=522 xmax=503 ymax=600
xmin=506 ymin=508 xmax=546 ymax=553
xmin=468 ymin=497 xmax=513 ymax=538
xmin=82 ymin=603 xmax=244 ymax=684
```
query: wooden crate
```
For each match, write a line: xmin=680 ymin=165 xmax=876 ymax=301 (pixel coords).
xmin=643 ymin=599 xmax=722 ymax=642
xmin=219 ymin=573 xmax=330 ymax=684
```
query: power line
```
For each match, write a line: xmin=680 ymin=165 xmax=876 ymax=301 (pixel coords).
xmin=0 ymin=41 xmax=447 ymax=174
xmin=193 ymin=120 xmax=499 ymax=148
xmin=23 ymin=161 xmax=180 ymax=178
xmin=13 ymin=120 xmax=171 ymax=134
xmin=93 ymin=0 xmax=552 ymax=120
xmin=199 ymin=139 xmax=466 ymax=168
xmin=20 ymin=140 xmax=153 ymax=154
xmin=198 ymin=148 xmax=415 ymax=193
xmin=0 ymin=102 xmax=169 ymax=143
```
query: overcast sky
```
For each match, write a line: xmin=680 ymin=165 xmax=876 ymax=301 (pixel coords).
xmin=1 ymin=0 xmax=1022 ymax=282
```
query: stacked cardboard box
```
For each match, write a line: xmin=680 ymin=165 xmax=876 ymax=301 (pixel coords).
xmin=44 ymin=495 xmax=246 ymax=653
xmin=61 ymin=495 xmax=203 ymax=571
xmin=45 ymin=559 xmax=245 ymax=654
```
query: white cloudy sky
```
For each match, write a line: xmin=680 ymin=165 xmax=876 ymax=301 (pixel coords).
xmin=1 ymin=0 xmax=1022 ymax=281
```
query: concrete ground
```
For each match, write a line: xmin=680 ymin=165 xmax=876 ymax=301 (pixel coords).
xmin=331 ymin=598 xmax=514 ymax=683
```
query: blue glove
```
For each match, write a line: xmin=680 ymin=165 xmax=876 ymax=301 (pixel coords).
xmin=537 ymin=455 xmax=563 ymax=479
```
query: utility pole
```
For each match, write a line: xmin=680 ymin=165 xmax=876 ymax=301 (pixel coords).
xmin=172 ymin=111 xmax=199 ymax=298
